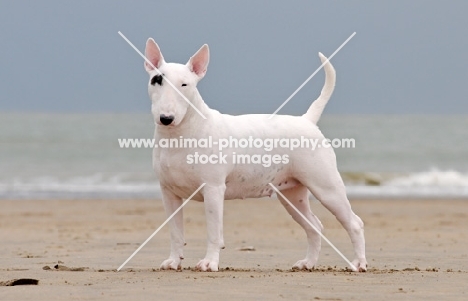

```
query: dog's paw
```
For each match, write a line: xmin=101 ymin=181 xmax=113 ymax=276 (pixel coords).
xmin=292 ymin=259 xmax=315 ymax=271
xmin=352 ymin=258 xmax=368 ymax=272
xmin=196 ymin=258 xmax=219 ymax=272
xmin=160 ymin=257 xmax=182 ymax=271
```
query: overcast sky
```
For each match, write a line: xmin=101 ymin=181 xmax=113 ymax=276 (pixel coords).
xmin=1 ymin=1 xmax=467 ymax=115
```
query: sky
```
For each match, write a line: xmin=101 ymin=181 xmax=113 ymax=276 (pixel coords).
xmin=1 ymin=0 xmax=467 ymax=115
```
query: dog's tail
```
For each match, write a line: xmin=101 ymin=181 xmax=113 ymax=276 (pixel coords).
xmin=302 ymin=52 xmax=336 ymax=124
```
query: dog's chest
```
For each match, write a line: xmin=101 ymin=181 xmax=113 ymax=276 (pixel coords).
xmin=156 ymin=149 xmax=201 ymax=190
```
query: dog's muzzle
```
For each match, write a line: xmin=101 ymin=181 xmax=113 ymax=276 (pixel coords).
xmin=160 ymin=114 xmax=175 ymax=126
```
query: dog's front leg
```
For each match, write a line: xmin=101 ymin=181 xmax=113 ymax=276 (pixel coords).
xmin=196 ymin=184 xmax=226 ymax=272
xmin=160 ymin=188 xmax=185 ymax=270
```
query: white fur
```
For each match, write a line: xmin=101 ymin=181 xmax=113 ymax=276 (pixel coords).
xmin=144 ymin=38 xmax=367 ymax=272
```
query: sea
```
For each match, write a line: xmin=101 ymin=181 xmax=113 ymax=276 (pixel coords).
xmin=1 ymin=113 xmax=467 ymax=200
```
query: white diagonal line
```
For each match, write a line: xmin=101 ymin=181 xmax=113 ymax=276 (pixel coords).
xmin=117 ymin=183 xmax=206 ymax=271
xmin=118 ymin=31 xmax=207 ymax=119
xmin=268 ymin=32 xmax=356 ymax=119
xmin=268 ymin=183 xmax=357 ymax=271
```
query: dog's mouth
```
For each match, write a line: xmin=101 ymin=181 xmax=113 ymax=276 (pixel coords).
xmin=156 ymin=120 xmax=176 ymax=127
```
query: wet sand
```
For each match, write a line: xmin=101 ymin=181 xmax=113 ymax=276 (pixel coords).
xmin=1 ymin=198 xmax=467 ymax=300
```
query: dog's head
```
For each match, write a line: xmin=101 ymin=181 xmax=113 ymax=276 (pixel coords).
xmin=144 ymin=38 xmax=209 ymax=127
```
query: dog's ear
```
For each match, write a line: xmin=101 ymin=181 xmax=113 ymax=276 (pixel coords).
xmin=187 ymin=44 xmax=210 ymax=78
xmin=144 ymin=38 xmax=165 ymax=72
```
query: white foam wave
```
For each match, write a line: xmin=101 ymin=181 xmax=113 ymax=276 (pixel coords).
xmin=346 ymin=170 xmax=468 ymax=199
xmin=2 ymin=170 xmax=468 ymax=200
xmin=0 ymin=173 xmax=162 ymax=199
xmin=384 ymin=169 xmax=468 ymax=187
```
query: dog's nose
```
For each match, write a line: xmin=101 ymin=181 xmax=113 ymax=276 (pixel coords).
xmin=160 ymin=114 xmax=175 ymax=126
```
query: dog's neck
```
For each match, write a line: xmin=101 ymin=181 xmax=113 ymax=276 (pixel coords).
xmin=155 ymin=89 xmax=214 ymax=138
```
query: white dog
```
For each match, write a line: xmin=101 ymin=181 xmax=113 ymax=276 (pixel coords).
xmin=143 ymin=38 xmax=367 ymax=272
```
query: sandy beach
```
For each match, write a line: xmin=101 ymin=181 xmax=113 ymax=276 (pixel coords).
xmin=1 ymin=198 xmax=467 ymax=300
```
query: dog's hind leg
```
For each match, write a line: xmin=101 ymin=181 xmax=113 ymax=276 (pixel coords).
xmin=160 ymin=188 xmax=185 ymax=270
xmin=277 ymin=185 xmax=323 ymax=270
xmin=303 ymin=169 xmax=368 ymax=272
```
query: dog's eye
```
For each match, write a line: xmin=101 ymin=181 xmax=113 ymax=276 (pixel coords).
xmin=151 ymin=74 xmax=163 ymax=86
xmin=181 ymin=83 xmax=187 ymax=87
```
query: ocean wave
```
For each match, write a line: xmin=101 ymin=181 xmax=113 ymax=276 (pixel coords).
xmin=0 ymin=173 xmax=161 ymax=200
xmin=1 ymin=170 xmax=467 ymax=200
xmin=344 ymin=169 xmax=468 ymax=199
xmin=383 ymin=170 xmax=468 ymax=187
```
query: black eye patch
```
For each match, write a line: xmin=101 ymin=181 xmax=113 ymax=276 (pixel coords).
xmin=151 ymin=74 xmax=163 ymax=86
